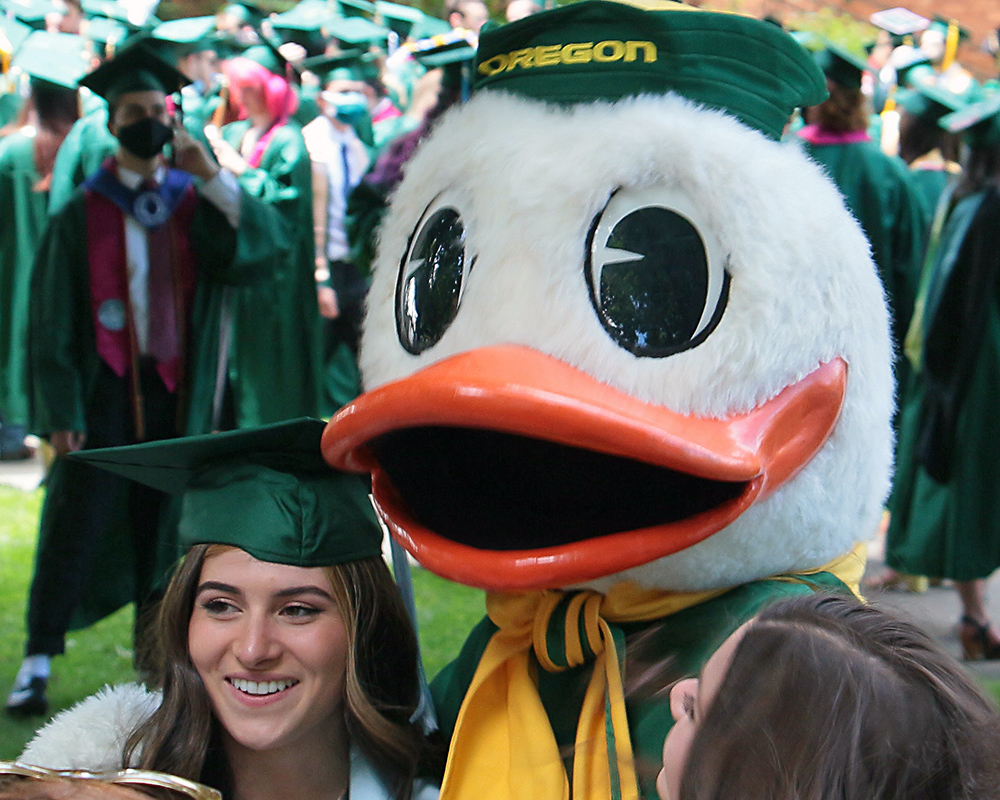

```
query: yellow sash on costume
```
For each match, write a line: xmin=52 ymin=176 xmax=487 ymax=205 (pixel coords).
xmin=437 ymin=544 xmax=866 ymax=800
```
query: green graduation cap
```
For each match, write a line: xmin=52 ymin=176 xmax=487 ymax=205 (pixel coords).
xmin=238 ymin=37 xmax=298 ymax=82
xmin=939 ymin=89 xmax=1000 ymax=148
xmin=926 ymin=14 xmax=970 ymax=45
xmin=71 ymin=418 xmax=383 ymax=568
xmin=374 ymin=0 xmax=423 ymax=39
xmin=895 ymin=82 xmax=964 ymax=121
xmin=407 ymin=13 xmax=450 ymax=41
xmin=82 ymin=0 xmax=157 ymax=30
xmin=473 ymin=0 xmax=828 ymax=142
xmin=787 ymin=29 xmax=818 ymax=51
xmin=152 ymin=15 xmax=217 ymax=55
xmin=892 ymin=47 xmax=933 ymax=88
xmin=302 ymin=48 xmax=377 ymax=83
xmin=408 ymin=29 xmax=476 ymax=68
xmin=271 ymin=0 xmax=338 ymax=32
xmin=1 ymin=0 xmax=59 ymax=28
xmin=412 ymin=31 xmax=476 ymax=99
xmin=814 ymin=40 xmax=868 ymax=90
xmin=10 ymin=29 xmax=91 ymax=88
xmin=82 ymin=14 xmax=129 ymax=52
xmin=337 ymin=0 xmax=375 ymax=17
xmin=220 ymin=0 xmax=267 ymax=27
xmin=0 ymin=16 xmax=33 ymax=63
xmin=79 ymin=38 xmax=188 ymax=100
xmin=324 ymin=15 xmax=388 ymax=46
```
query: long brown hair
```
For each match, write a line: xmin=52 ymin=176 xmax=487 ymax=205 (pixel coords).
xmin=124 ymin=545 xmax=440 ymax=799
xmin=812 ymin=81 xmax=870 ymax=134
xmin=679 ymin=594 xmax=1000 ymax=800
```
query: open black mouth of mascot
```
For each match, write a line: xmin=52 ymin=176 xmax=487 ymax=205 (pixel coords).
xmin=369 ymin=426 xmax=749 ymax=551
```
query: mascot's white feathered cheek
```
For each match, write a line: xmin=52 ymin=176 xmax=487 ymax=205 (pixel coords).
xmin=322 ymin=5 xmax=893 ymax=595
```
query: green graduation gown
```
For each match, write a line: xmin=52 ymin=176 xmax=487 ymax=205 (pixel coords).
xmin=28 ymin=172 xmax=293 ymax=630
xmin=431 ymin=573 xmax=850 ymax=800
xmin=47 ymin=103 xmax=117 ymax=214
xmin=907 ymin=152 xmax=960 ymax=233
xmin=798 ymin=130 xmax=926 ymax=401
xmin=887 ymin=187 xmax=1000 ymax=581
xmin=0 ymin=129 xmax=47 ymax=427
xmin=221 ymin=119 xmax=321 ymax=425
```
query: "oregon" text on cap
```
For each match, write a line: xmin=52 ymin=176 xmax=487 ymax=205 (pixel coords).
xmin=478 ymin=40 xmax=657 ymax=77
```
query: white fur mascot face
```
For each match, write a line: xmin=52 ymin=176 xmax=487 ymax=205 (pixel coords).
xmin=322 ymin=3 xmax=893 ymax=594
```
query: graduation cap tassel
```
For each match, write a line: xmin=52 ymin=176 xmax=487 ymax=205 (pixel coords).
xmin=0 ymin=29 xmax=12 ymax=75
xmin=942 ymin=21 xmax=960 ymax=72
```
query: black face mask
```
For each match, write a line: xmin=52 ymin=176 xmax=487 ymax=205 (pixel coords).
xmin=117 ymin=117 xmax=173 ymax=160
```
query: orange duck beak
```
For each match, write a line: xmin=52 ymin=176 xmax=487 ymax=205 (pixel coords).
xmin=322 ymin=345 xmax=847 ymax=591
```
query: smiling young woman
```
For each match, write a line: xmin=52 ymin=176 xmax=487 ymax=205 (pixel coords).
xmin=20 ymin=420 xmax=442 ymax=800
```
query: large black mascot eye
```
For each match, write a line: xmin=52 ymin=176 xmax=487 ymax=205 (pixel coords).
xmin=396 ymin=200 xmax=471 ymax=354
xmin=586 ymin=187 xmax=730 ymax=357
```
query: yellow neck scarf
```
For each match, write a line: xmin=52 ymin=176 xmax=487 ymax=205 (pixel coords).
xmin=438 ymin=545 xmax=866 ymax=800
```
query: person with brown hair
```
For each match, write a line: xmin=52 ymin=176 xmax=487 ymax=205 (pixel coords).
xmin=656 ymin=593 xmax=1000 ymax=800
xmin=19 ymin=419 xmax=441 ymax=800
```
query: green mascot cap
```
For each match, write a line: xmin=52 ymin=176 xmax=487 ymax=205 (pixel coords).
xmin=473 ymin=0 xmax=827 ymax=141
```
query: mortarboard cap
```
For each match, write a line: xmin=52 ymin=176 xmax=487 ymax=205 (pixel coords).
xmin=891 ymin=46 xmax=933 ymax=88
xmin=869 ymin=7 xmax=928 ymax=37
xmin=407 ymin=29 xmax=476 ymax=68
xmin=71 ymin=418 xmax=383 ymax=568
xmin=79 ymin=38 xmax=188 ymax=100
xmin=221 ymin=0 xmax=268 ymax=24
xmin=411 ymin=30 xmax=476 ymax=99
xmin=10 ymin=29 xmax=91 ymax=87
xmin=0 ymin=17 xmax=33 ymax=69
xmin=337 ymin=0 xmax=375 ymax=17
xmin=787 ymin=29 xmax=818 ymax=50
xmin=1 ymin=0 xmax=59 ymax=28
xmin=939 ymin=89 xmax=1000 ymax=148
xmin=814 ymin=40 xmax=868 ymax=90
xmin=473 ymin=0 xmax=827 ymax=142
xmin=82 ymin=14 xmax=129 ymax=52
xmin=239 ymin=42 xmax=276 ymax=71
xmin=82 ymin=0 xmax=157 ymax=30
xmin=152 ymin=15 xmax=217 ymax=55
xmin=407 ymin=14 xmax=450 ymax=41
xmin=302 ymin=48 xmax=373 ymax=82
xmin=895 ymin=82 xmax=964 ymax=121
xmin=926 ymin=14 xmax=970 ymax=44
xmin=373 ymin=0 xmax=423 ymax=39
xmin=271 ymin=0 xmax=337 ymax=31
xmin=324 ymin=15 xmax=388 ymax=45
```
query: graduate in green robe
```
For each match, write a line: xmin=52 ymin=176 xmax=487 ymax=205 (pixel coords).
xmin=886 ymin=91 xmax=1000 ymax=661
xmin=46 ymin=94 xmax=117 ymax=212
xmin=0 ymin=42 xmax=82 ymax=458
xmin=151 ymin=16 xmax=224 ymax=148
xmin=895 ymin=83 xmax=963 ymax=228
xmin=798 ymin=41 xmax=927 ymax=421
xmin=207 ymin=44 xmax=322 ymax=426
xmin=5 ymin=41 xmax=292 ymax=717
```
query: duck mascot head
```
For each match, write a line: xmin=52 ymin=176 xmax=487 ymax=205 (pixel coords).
xmin=322 ymin=2 xmax=893 ymax=798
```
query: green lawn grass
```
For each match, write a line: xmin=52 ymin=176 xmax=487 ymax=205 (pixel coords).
xmin=4 ymin=482 xmax=1000 ymax=763
xmin=0 ymin=483 xmax=485 ymax=759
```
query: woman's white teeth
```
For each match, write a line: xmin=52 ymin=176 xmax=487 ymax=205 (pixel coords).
xmin=231 ymin=678 xmax=296 ymax=695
